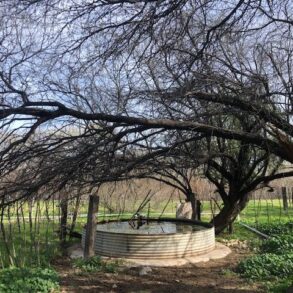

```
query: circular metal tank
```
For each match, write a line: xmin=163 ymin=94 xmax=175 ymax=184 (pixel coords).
xmin=82 ymin=218 xmax=215 ymax=259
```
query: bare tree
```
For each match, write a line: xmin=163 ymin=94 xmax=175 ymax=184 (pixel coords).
xmin=203 ymin=114 xmax=292 ymax=233
xmin=0 ymin=1 xmax=293 ymax=234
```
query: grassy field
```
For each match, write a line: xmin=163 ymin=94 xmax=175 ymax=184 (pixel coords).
xmin=3 ymin=198 xmax=292 ymax=221
xmin=239 ymin=200 xmax=293 ymax=223
xmin=0 ymin=199 xmax=292 ymax=292
xmin=0 ymin=199 xmax=292 ymax=268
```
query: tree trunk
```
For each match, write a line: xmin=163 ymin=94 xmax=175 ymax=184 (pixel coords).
xmin=0 ymin=202 xmax=14 ymax=266
xmin=60 ymin=194 xmax=68 ymax=245
xmin=176 ymin=191 xmax=202 ymax=221
xmin=84 ymin=195 xmax=99 ymax=259
xmin=189 ymin=192 xmax=201 ymax=221
xmin=69 ymin=193 xmax=81 ymax=237
xmin=213 ymin=195 xmax=249 ymax=234
xmin=196 ymin=200 xmax=202 ymax=221
xmin=282 ymin=187 xmax=288 ymax=211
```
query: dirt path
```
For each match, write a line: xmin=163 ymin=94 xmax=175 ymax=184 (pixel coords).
xmin=54 ymin=250 xmax=264 ymax=293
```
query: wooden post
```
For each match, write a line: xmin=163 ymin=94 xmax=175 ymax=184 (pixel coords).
xmin=196 ymin=200 xmax=201 ymax=221
xmin=84 ymin=195 xmax=99 ymax=258
xmin=282 ymin=187 xmax=288 ymax=211
xmin=60 ymin=195 xmax=68 ymax=245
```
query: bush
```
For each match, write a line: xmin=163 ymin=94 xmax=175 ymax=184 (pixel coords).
xmin=261 ymin=235 xmax=293 ymax=254
xmin=73 ymin=256 xmax=119 ymax=273
xmin=0 ymin=267 xmax=59 ymax=293
xmin=266 ymin=276 xmax=293 ymax=293
xmin=255 ymin=223 xmax=293 ymax=236
xmin=237 ymin=253 xmax=293 ymax=279
xmin=237 ymin=223 xmax=293 ymax=292
xmin=266 ymin=277 xmax=293 ymax=293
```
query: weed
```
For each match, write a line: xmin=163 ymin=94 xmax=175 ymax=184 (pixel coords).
xmin=237 ymin=253 xmax=293 ymax=279
xmin=72 ymin=256 xmax=120 ymax=273
xmin=0 ymin=267 xmax=59 ymax=293
xmin=261 ymin=235 xmax=293 ymax=254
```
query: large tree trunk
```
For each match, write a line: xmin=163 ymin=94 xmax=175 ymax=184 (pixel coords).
xmin=213 ymin=195 xmax=249 ymax=234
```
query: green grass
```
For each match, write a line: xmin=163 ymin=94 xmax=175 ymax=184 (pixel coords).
xmin=0 ymin=221 xmax=62 ymax=268
xmin=0 ymin=198 xmax=292 ymax=292
xmin=216 ymin=223 xmax=257 ymax=241
xmin=3 ymin=198 xmax=292 ymax=222
xmin=239 ymin=199 xmax=293 ymax=224
xmin=0 ymin=198 xmax=292 ymax=266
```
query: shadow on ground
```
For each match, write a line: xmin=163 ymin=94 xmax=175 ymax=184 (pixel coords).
xmin=56 ymin=251 xmax=264 ymax=293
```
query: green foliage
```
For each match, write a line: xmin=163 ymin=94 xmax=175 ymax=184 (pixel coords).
xmin=261 ymin=235 xmax=293 ymax=254
xmin=0 ymin=267 xmax=59 ymax=293
xmin=237 ymin=253 xmax=293 ymax=279
xmin=255 ymin=222 xmax=293 ymax=236
xmin=266 ymin=277 xmax=293 ymax=293
xmin=239 ymin=200 xmax=293 ymax=225
xmin=73 ymin=256 xmax=120 ymax=273
xmin=220 ymin=268 xmax=237 ymax=277
xmin=237 ymin=222 xmax=293 ymax=292
xmin=216 ymin=223 xmax=257 ymax=241
xmin=0 ymin=221 xmax=64 ymax=268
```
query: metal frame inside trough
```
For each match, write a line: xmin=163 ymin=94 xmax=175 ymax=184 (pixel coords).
xmin=82 ymin=218 xmax=215 ymax=259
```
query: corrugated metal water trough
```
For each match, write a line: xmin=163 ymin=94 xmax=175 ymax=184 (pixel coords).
xmin=82 ymin=218 xmax=215 ymax=259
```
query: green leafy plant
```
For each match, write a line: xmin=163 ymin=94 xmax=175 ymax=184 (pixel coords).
xmin=220 ymin=268 xmax=237 ymax=277
xmin=266 ymin=277 xmax=293 ymax=293
xmin=261 ymin=235 xmax=293 ymax=254
xmin=255 ymin=223 xmax=293 ymax=236
xmin=237 ymin=223 xmax=293 ymax=292
xmin=237 ymin=253 xmax=293 ymax=279
xmin=73 ymin=256 xmax=120 ymax=273
xmin=0 ymin=267 xmax=59 ymax=293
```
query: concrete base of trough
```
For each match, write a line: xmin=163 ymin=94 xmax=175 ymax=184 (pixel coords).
xmin=68 ymin=242 xmax=231 ymax=267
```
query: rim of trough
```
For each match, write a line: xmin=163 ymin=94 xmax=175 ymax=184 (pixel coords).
xmin=83 ymin=217 xmax=214 ymax=236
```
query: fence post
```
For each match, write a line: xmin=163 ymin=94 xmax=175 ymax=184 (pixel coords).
xmin=281 ymin=187 xmax=288 ymax=211
xmin=84 ymin=195 xmax=99 ymax=258
xmin=60 ymin=194 xmax=68 ymax=245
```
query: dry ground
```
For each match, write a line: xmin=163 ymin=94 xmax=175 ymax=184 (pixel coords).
xmin=54 ymin=249 xmax=265 ymax=293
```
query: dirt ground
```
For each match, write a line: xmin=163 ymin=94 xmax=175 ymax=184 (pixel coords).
xmin=54 ymin=249 xmax=265 ymax=293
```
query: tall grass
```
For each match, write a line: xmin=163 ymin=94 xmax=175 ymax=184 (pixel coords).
xmin=0 ymin=200 xmax=61 ymax=268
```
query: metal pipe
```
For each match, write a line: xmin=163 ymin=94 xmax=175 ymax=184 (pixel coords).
xmin=239 ymin=222 xmax=269 ymax=239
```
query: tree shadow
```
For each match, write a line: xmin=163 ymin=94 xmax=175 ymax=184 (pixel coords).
xmin=60 ymin=268 xmax=263 ymax=293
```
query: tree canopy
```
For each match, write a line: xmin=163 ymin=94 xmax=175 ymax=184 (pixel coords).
xmin=0 ymin=1 xmax=293 ymax=230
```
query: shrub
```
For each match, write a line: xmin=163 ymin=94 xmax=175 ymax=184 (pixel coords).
xmin=237 ymin=253 xmax=293 ymax=279
xmin=0 ymin=267 xmax=59 ymax=293
xmin=266 ymin=277 xmax=293 ymax=293
xmin=73 ymin=256 xmax=120 ymax=273
xmin=255 ymin=223 xmax=292 ymax=236
xmin=261 ymin=235 xmax=293 ymax=254
xmin=237 ymin=224 xmax=293 ymax=292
